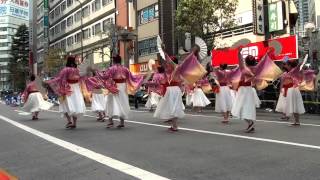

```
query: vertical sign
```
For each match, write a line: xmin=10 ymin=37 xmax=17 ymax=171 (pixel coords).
xmin=43 ymin=0 xmax=49 ymax=53
xmin=253 ymin=0 xmax=265 ymax=35
xmin=268 ymin=1 xmax=284 ymax=32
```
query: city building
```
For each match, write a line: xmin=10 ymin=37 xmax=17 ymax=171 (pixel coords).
xmin=130 ymin=0 xmax=177 ymax=75
xmin=0 ymin=0 xmax=29 ymax=91
xmin=294 ymin=0 xmax=309 ymax=31
xmin=308 ymin=0 xmax=320 ymax=29
xmin=48 ymin=0 xmax=117 ymax=71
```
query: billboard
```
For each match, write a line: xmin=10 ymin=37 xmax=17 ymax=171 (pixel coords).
xmin=253 ymin=0 xmax=265 ymax=35
xmin=212 ymin=35 xmax=298 ymax=66
xmin=0 ymin=0 xmax=29 ymax=20
xmin=268 ymin=1 xmax=284 ymax=32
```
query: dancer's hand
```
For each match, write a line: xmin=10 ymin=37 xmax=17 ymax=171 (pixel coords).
xmin=109 ymin=87 xmax=119 ymax=94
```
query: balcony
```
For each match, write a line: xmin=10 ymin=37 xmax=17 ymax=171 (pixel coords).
xmin=65 ymin=32 xmax=110 ymax=52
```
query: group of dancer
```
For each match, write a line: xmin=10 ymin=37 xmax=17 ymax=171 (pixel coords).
xmin=21 ymin=43 xmax=317 ymax=133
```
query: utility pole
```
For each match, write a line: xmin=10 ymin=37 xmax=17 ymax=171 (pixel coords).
xmin=75 ymin=0 xmax=84 ymax=62
xmin=263 ymin=0 xmax=271 ymax=40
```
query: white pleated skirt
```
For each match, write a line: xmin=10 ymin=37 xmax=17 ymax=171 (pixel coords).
xmin=59 ymin=83 xmax=86 ymax=117
xmin=275 ymin=91 xmax=286 ymax=113
xmin=230 ymin=89 xmax=237 ymax=105
xmin=185 ymin=93 xmax=193 ymax=106
xmin=23 ymin=92 xmax=53 ymax=113
xmin=231 ymin=87 xmax=260 ymax=120
xmin=154 ymin=86 xmax=185 ymax=119
xmin=145 ymin=92 xmax=161 ymax=108
xmin=91 ymin=93 xmax=106 ymax=112
xmin=284 ymin=87 xmax=305 ymax=116
xmin=215 ymin=86 xmax=233 ymax=112
xmin=106 ymin=83 xmax=130 ymax=119
xmin=192 ymin=88 xmax=211 ymax=107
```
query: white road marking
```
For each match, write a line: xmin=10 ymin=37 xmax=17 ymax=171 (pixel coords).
xmin=14 ymin=110 xmax=31 ymax=116
xmin=0 ymin=115 xmax=170 ymax=180
xmin=131 ymin=110 xmax=320 ymax=127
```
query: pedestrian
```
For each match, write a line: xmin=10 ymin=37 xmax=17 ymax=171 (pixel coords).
xmin=212 ymin=63 xmax=234 ymax=123
xmin=95 ymin=55 xmax=143 ymax=128
xmin=22 ymin=74 xmax=53 ymax=120
xmin=134 ymin=88 xmax=143 ymax=109
xmin=46 ymin=56 xmax=87 ymax=129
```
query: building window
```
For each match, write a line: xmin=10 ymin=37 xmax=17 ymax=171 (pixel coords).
xmin=50 ymin=28 xmax=54 ymax=37
xmin=93 ymin=23 xmax=101 ymax=35
xmin=67 ymin=36 xmax=74 ymax=46
xmin=83 ymin=28 xmax=91 ymax=39
xmin=92 ymin=0 xmax=101 ymax=12
xmin=60 ymin=1 xmax=66 ymax=12
xmin=0 ymin=27 xmax=7 ymax=31
xmin=74 ymin=32 xmax=82 ymax=43
xmin=83 ymin=5 xmax=90 ymax=17
xmin=50 ymin=11 xmax=54 ymax=20
xmin=138 ymin=4 xmax=158 ymax=25
xmin=138 ymin=37 xmax=157 ymax=56
xmin=61 ymin=39 xmax=66 ymax=49
xmin=0 ymin=35 xmax=7 ymax=39
xmin=61 ymin=20 xmax=66 ymax=31
xmin=54 ymin=7 xmax=60 ymax=16
xmin=102 ymin=0 xmax=112 ymax=6
xmin=74 ymin=10 xmax=81 ymax=22
xmin=67 ymin=0 xmax=73 ymax=7
xmin=102 ymin=18 xmax=113 ymax=32
xmin=54 ymin=25 xmax=60 ymax=34
xmin=67 ymin=16 xmax=73 ymax=27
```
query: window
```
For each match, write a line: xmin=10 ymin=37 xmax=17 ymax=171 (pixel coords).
xmin=102 ymin=18 xmax=113 ymax=32
xmin=54 ymin=7 xmax=60 ymax=16
xmin=0 ymin=35 xmax=7 ymax=39
xmin=60 ymin=1 xmax=66 ymax=12
xmin=0 ymin=27 xmax=7 ymax=31
xmin=138 ymin=37 xmax=157 ymax=56
xmin=138 ymin=4 xmax=158 ymax=25
xmin=50 ymin=28 xmax=54 ymax=37
xmin=93 ymin=0 xmax=101 ymax=12
xmin=50 ymin=12 xmax=54 ymax=20
xmin=0 ymin=43 xmax=10 ymax=47
xmin=67 ymin=16 xmax=73 ymax=27
xmin=61 ymin=39 xmax=66 ymax=49
xmin=83 ymin=28 xmax=91 ymax=39
xmin=93 ymin=23 xmax=101 ymax=35
xmin=102 ymin=0 xmax=112 ymax=6
xmin=67 ymin=36 xmax=74 ymax=46
xmin=74 ymin=32 xmax=81 ymax=43
xmin=54 ymin=25 xmax=60 ymax=34
xmin=83 ymin=6 xmax=90 ymax=17
xmin=74 ymin=11 xmax=81 ymax=22
xmin=61 ymin=20 xmax=66 ymax=31
xmin=67 ymin=0 xmax=73 ymax=7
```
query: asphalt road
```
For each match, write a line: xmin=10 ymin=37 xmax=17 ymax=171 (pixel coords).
xmin=1 ymin=102 xmax=320 ymax=180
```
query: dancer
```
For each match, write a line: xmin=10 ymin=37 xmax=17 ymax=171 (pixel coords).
xmin=281 ymin=56 xmax=317 ymax=126
xmin=22 ymin=74 xmax=53 ymax=120
xmin=275 ymin=60 xmax=289 ymax=121
xmin=95 ymin=55 xmax=143 ymax=128
xmin=212 ymin=64 xmax=234 ymax=123
xmin=46 ymin=56 xmax=87 ymax=129
xmin=231 ymin=48 xmax=282 ymax=133
xmin=145 ymin=66 xmax=165 ymax=111
xmin=192 ymin=78 xmax=211 ymax=112
xmin=154 ymin=47 xmax=206 ymax=131
xmin=184 ymin=83 xmax=194 ymax=109
xmin=86 ymin=71 xmax=107 ymax=122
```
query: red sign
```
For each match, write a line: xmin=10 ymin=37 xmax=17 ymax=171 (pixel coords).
xmin=212 ymin=35 xmax=298 ymax=66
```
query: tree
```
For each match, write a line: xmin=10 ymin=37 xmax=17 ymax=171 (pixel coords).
xmin=175 ymin=0 xmax=238 ymax=49
xmin=8 ymin=24 xmax=29 ymax=91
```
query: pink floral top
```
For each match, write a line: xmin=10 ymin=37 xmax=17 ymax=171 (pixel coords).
xmin=22 ymin=81 xmax=39 ymax=102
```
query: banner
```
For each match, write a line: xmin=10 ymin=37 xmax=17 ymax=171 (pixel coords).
xmin=0 ymin=0 xmax=29 ymax=20
xmin=212 ymin=35 xmax=298 ymax=66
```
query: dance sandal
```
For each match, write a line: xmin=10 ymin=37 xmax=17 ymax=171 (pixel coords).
xmin=168 ymin=127 xmax=178 ymax=132
xmin=221 ymin=120 xmax=229 ymax=124
xmin=117 ymin=125 xmax=125 ymax=128
xmin=65 ymin=122 xmax=72 ymax=128
xmin=245 ymin=128 xmax=255 ymax=133
xmin=164 ymin=120 xmax=172 ymax=123
xmin=106 ymin=123 xmax=114 ymax=128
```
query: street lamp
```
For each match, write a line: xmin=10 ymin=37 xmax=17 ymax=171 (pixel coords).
xmin=75 ymin=0 xmax=84 ymax=62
